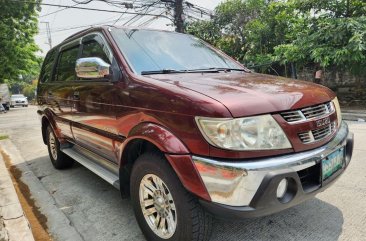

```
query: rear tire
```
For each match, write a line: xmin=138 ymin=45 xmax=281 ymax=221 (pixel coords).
xmin=46 ymin=126 xmax=74 ymax=169
xmin=130 ymin=152 xmax=212 ymax=241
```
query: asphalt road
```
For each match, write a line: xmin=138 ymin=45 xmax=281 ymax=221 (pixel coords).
xmin=1 ymin=105 xmax=366 ymax=241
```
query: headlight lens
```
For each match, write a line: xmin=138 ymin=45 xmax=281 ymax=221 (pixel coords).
xmin=332 ymin=97 xmax=342 ymax=127
xmin=196 ymin=115 xmax=292 ymax=151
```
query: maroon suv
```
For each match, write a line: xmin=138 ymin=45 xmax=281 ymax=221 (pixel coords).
xmin=37 ymin=26 xmax=354 ymax=241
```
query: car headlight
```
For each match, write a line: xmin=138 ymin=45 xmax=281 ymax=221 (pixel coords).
xmin=196 ymin=115 xmax=292 ymax=151
xmin=332 ymin=97 xmax=342 ymax=127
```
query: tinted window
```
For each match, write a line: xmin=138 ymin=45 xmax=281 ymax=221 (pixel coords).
xmin=111 ymin=29 xmax=242 ymax=74
xmin=55 ymin=46 xmax=79 ymax=81
xmin=39 ymin=49 xmax=56 ymax=83
xmin=81 ymin=40 xmax=110 ymax=64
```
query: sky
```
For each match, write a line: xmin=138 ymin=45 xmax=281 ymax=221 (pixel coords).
xmin=35 ymin=0 xmax=223 ymax=55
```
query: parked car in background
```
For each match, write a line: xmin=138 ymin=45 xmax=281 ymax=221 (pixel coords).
xmin=10 ymin=94 xmax=28 ymax=107
xmin=0 ymin=83 xmax=10 ymax=110
xmin=37 ymin=26 xmax=354 ymax=241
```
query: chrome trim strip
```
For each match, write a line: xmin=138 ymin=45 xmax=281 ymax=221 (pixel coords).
xmin=192 ymin=121 xmax=349 ymax=206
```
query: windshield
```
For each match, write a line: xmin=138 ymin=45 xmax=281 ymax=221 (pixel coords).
xmin=110 ymin=29 xmax=243 ymax=74
xmin=11 ymin=95 xmax=25 ymax=98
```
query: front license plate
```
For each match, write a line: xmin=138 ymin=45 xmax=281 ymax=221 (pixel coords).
xmin=322 ymin=148 xmax=345 ymax=181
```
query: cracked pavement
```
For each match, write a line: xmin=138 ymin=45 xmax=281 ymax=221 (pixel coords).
xmin=1 ymin=105 xmax=366 ymax=241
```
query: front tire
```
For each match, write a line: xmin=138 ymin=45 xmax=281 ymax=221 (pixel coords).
xmin=130 ymin=153 xmax=212 ymax=241
xmin=46 ymin=126 xmax=74 ymax=169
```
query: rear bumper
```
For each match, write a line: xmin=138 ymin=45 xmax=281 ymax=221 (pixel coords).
xmin=193 ymin=121 xmax=353 ymax=218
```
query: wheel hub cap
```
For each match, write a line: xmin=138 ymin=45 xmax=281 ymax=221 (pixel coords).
xmin=139 ymin=174 xmax=177 ymax=239
xmin=49 ymin=132 xmax=57 ymax=160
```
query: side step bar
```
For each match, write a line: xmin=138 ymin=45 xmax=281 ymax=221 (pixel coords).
xmin=62 ymin=148 xmax=120 ymax=189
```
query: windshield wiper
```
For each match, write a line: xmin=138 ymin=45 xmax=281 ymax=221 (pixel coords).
xmin=186 ymin=67 xmax=248 ymax=72
xmin=141 ymin=69 xmax=185 ymax=75
xmin=141 ymin=67 xmax=249 ymax=75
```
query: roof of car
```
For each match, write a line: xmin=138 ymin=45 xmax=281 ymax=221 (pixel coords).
xmin=45 ymin=26 xmax=176 ymax=55
xmin=61 ymin=25 xmax=175 ymax=45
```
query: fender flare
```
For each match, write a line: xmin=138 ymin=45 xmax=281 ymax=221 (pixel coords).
xmin=120 ymin=122 xmax=211 ymax=200
xmin=40 ymin=109 xmax=62 ymax=144
xmin=124 ymin=122 xmax=189 ymax=154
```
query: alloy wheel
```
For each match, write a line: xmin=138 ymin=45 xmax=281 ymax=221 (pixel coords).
xmin=139 ymin=174 xmax=177 ymax=239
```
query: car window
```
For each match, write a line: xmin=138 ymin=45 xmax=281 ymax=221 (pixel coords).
xmin=55 ymin=45 xmax=80 ymax=82
xmin=111 ymin=29 xmax=242 ymax=74
xmin=81 ymin=40 xmax=110 ymax=64
xmin=39 ymin=49 xmax=56 ymax=83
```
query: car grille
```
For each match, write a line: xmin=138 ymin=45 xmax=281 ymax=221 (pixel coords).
xmin=298 ymin=122 xmax=336 ymax=144
xmin=281 ymin=102 xmax=334 ymax=123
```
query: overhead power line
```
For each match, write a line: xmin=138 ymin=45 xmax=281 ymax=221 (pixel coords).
xmin=40 ymin=3 xmax=80 ymax=17
xmin=11 ymin=0 xmax=171 ymax=19
xmin=13 ymin=0 xmax=214 ymax=34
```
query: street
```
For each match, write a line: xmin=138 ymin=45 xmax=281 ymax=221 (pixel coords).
xmin=1 ymin=105 xmax=366 ymax=241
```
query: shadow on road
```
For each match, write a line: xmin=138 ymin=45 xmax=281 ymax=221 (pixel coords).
xmin=24 ymin=155 xmax=344 ymax=241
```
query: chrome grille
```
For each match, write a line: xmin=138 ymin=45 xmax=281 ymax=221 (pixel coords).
xmin=298 ymin=122 xmax=336 ymax=144
xmin=281 ymin=102 xmax=334 ymax=123
xmin=281 ymin=111 xmax=304 ymax=122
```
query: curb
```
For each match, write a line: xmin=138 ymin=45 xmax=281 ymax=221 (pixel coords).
xmin=0 ymin=139 xmax=84 ymax=241
xmin=0 ymin=146 xmax=35 ymax=241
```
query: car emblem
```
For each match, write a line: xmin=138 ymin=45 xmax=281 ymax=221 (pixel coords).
xmin=316 ymin=117 xmax=330 ymax=128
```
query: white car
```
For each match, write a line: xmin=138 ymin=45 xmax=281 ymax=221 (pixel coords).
xmin=10 ymin=94 xmax=28 ymax=107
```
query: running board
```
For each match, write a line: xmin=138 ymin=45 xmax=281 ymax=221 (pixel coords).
xmin=62 ymin=148 xmax=120 ymax=189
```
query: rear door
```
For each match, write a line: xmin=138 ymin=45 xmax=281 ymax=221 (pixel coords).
xmin=50 ymin=40 xmax=81 ymax=140
xmin=71 ymin=33 xmax=121 ymax=163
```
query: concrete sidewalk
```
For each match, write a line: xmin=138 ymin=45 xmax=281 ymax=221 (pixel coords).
xmin=0 ymin=148 xmax=35 ymax=241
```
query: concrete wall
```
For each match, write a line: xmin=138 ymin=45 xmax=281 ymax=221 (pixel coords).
xmin=297 ymin=67 xmax=366 ymax=108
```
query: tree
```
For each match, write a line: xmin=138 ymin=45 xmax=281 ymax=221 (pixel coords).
xmin=274 ymin=0 xmax=366 ymax=76
xmin=186 ymin=0 xmax=366 ymax=77
xmin=0 ymin=0 xmax=42 ymax=84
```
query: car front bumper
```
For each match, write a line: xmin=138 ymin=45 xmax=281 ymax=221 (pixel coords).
xmin=192 ymin=121 xmax=353 ymax=218
xmin=11 ymin=101 xmax=28 ymax=106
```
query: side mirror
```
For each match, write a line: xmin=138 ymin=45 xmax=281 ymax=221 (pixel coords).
xmin=75 ymin=57 xmax=111 ymax=79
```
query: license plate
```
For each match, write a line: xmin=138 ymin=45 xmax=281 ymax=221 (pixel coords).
xmin=322 ymin=148 xmax=344 ymax=180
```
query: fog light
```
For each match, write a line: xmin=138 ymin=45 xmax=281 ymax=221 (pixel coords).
xmin=276 ymin=178 xmax=288 ymax=198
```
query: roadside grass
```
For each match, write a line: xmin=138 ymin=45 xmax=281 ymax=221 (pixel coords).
xmin=0 ymin=135 xmax=8 ymax=140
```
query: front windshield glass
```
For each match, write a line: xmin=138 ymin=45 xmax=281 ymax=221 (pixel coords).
xmin=111 ymin=29 xmax=243 ymax=74
xmin=11 ymin=95 xmax=24 ymax=98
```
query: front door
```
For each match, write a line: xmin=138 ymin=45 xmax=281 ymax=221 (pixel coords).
xmin=71 ymin=33 xmax=121 ymax=163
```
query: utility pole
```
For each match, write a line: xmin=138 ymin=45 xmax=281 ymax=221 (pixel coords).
xmin=174 ymin=0 xmax=184 ymax=33
xmin=40 ymin=21 xmax=52 ymax=49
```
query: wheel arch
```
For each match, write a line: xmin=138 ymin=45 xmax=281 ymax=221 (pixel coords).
xmin=118 ymin=122 xmax=210 ymax=201
xmin=40 ymin=110 xmax=59 ymax=145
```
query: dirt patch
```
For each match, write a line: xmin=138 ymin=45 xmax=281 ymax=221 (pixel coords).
xmin=0 ymin=150 xmax=52 ymax=241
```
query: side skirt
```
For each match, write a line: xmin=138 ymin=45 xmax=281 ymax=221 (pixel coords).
xmin=61 ymin=144 xmax=120 ymax=189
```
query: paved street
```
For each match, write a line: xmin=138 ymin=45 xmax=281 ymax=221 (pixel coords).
xmin=1 ymin=106 xmax=366 ymax=241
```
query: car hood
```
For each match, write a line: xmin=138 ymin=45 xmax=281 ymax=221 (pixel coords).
xmin=147 ymin=72 xmax=336 ymax=117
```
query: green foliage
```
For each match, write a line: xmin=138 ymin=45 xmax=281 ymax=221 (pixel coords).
xmin=186 ymin=0 xmax=366 ymax=76
xmin=275 ymin=0 xmax=366 ymax=75
xmin=0 ymin=0 xmax=42 ymax=84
